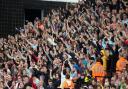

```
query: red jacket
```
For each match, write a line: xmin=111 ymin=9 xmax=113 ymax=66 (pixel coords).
xmin=125 ymin=39 xmax=128 ymax=45
xmin=29 ymin=77 xmax=37 ymax=89
xmin=31 ymin=54 xmax=38 ymax=62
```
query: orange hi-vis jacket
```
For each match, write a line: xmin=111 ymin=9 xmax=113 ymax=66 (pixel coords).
xmin=62 ymin=79 xmax=74 ymax=89
xmin=91 ymin=62 xmax=106 ymax=81
xmin=116 ymin=57 xmax=128 ymax=73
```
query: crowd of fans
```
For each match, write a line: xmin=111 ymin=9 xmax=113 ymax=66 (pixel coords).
xmin=0 ymin=0 xmax=128 ymax=89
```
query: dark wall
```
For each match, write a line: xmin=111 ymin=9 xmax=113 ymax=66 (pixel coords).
xmin=25 ymin=9 xmax=41 ymax=22
xmin=23 ymin=0 xmax=66 ymax=16
xmin=0 ymin=0 xmax=66 ymax=36
xmin=0 ymin=0 xmax=24 ymax=35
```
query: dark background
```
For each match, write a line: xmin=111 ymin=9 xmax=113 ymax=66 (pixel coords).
xmin=0 ymin=0 xmax=24 ymax=36
xmin=0 ymin=0 xmax=66 ymax=37
xmin=25 ymin=9 xmax=41 ymax=23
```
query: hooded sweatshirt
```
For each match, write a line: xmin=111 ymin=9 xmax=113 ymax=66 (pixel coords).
xmin=100 ymin=50 xmax=108 ymax=71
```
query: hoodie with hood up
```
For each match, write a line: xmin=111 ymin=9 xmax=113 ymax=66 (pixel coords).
xmin=100 ymin=50 xmax=108 ymax=71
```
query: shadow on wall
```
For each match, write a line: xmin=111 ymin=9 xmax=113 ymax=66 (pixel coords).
xmin=25 ymin=9 xmax=41 ymax=23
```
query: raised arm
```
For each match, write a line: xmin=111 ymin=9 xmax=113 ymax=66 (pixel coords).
xmin=25 ymin=39 xmax=33 ymax=46
xmin=67 ymin=58 xmax=73 ymax=71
